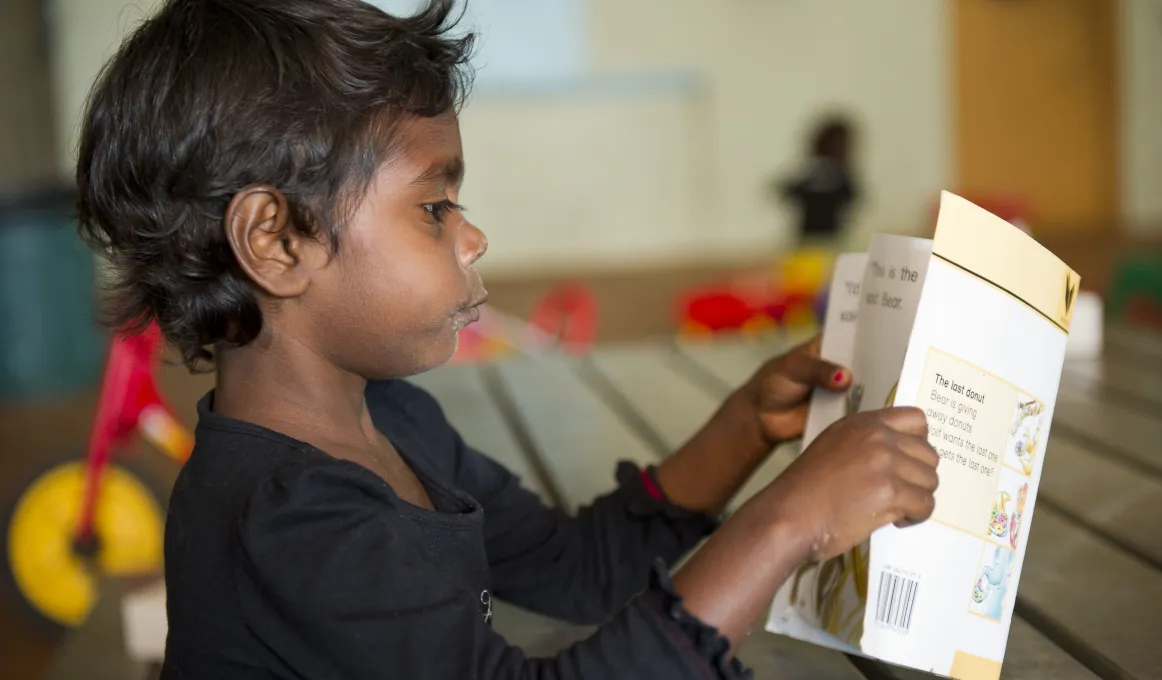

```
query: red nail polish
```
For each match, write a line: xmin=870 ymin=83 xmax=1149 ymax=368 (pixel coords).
xmin=833 ymin=370 xmax=846 ymax=384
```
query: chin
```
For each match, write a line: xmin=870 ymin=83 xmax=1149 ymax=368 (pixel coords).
xmin=433 ymin=333 xmax=460 ymax=369
xmin=395 ymin=332 xmax=460 ymax=379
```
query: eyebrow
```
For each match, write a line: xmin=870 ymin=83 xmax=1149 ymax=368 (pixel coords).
xmin=409 ymin=156 xmax=465 ymax=189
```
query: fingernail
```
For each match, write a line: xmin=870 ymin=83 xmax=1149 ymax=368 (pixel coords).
xmin=833 ymin=370 xmax=846 ymax=384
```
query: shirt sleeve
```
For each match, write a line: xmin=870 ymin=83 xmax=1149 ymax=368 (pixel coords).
xmin=233 ymin=460 xmax=751 ymax=680
xmin=477 ymin=458 xmax=719 ymax=625
xmin=389 ymin=379 xmax=720 ymax=625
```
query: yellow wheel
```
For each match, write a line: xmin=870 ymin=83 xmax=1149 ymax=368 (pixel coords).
xmin=3 ymin=461 xmax=164 ymax=629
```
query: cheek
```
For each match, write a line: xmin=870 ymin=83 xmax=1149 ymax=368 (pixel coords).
xmin=346 ymin=236 xmax=462 ymax=335
xmin=307 ymin=249 xmax=460 ymax=377
xmin=366 ymin=258 xmax=464 ymax=374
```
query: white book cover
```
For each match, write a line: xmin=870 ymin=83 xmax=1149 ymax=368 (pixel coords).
xmin=766 ymin=191 xmax=1080 ymax=680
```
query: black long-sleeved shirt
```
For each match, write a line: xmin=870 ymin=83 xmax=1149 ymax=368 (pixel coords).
xmin=160 ymin=378 xmax=751 ymax=679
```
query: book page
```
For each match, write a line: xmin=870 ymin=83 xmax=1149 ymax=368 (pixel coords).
xmin=764 ymin=240 xmax=932 ymax=651
xmin=859 ymin=192 xmax=1078 ymax=680
xmin=800 ymin=253 xmax=868 ymax=447
xmin=765 ymin=253 xmax=869 ymax=653
xmin=849 ymin=234 xmax=933 ymax=415
xmin=804 ymin=235 xmax=932 ymax=648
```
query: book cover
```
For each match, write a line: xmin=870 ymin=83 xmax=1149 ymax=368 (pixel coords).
xmin=766 ymin=191 xmax=1080 ymax=680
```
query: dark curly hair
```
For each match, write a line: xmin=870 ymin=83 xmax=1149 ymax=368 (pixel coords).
xmin=76 ymin=0 xmax=475 ymax=370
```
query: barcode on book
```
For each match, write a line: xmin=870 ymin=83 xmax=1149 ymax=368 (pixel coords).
xmin=875 ymin=570 xmax=919 ymax=632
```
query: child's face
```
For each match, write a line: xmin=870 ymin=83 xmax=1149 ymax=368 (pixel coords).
xmin=298 ymin=113 xmax=488 ymax=378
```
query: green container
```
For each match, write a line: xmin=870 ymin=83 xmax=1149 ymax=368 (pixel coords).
xmin=1107 ymin=250 xmax=1162 ymax=321
xmin=0 ymin=186 xmax=105 ymax=401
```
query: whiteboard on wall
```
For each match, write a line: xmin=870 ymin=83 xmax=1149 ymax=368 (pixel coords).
xmin=363 ymin=0 xmax=587 ymax=87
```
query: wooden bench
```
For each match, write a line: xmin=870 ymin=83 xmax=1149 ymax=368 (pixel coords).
xmin=49 ymin=327 xmax=1162 ymax=679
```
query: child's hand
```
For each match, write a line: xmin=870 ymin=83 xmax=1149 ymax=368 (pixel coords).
xmin=766 ymin=406 xmax=938 ymax=562
xmin=654 ymin=335 xmax=851 ymax=515
xmin=671 ymin=406 xmax=937 ymax=645
xmin=741 ymin=335 xmax=851 ymax=445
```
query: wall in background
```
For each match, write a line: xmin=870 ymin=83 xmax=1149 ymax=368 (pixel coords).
xmin=584 ymin=0 xmax=951 ymax=259
xmin=953 ymin=0 xmax=1119 ymax=232
xmin=47 ymin=0 xmax=161 ymax=178
xmin=367 ymin=0 xmax=588 ymax=88
xmin=44 ymin=0 xmax=1159 ymax=273
xmin=459 ymin=81 xmax=713 ymax=272
xmin=1122 ymin=0 xmax=1162 ymax=233
xmin=461 ymin=0 xmax=951 ymax=272
xmin=42 ymin=0 xmax=950 ymax=272
xmin=0 ymin=0 xmax=58 ymax=189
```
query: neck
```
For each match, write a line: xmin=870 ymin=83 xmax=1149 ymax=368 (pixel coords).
xmin=214 ymin=327 xmax=378 ymax=448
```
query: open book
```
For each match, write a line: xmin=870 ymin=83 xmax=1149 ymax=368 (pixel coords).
xmin=766 ymin=191 xmax=1080 ymax=680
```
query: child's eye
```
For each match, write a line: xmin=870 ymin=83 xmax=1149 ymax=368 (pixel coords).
xmin=423 ymin=200 xmax=465 ymax=223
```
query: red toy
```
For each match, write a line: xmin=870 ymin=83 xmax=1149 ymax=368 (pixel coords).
xmin=676 ymin=250 xmax=833 ymax=337
xmin=3 ymin=323 xmax=189 ymax=630
xmin=451 ymin=283 xmax=599 ymax=362
xmin=527 ymin=283 xmax=599 ymax=352
xmin=75 ymin=324 xmax=190 ymax=545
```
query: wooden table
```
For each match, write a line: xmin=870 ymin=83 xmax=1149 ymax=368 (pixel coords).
xmin=48 ymin=326 xmax=1162 ymax=679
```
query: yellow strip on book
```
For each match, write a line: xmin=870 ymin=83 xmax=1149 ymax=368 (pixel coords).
xmin=950 ymin=650 xmax=1003 ymax=680
xmin=932 ymin=191 xmax=1080 ymax=333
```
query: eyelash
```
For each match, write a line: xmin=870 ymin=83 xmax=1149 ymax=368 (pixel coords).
xmin=423 ymin=200 xmax=465 ymax=223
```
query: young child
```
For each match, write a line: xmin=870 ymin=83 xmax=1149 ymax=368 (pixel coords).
xmin=76 ymin=1 xmax=938 ymax=678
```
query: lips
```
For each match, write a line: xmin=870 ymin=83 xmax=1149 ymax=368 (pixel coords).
xmin=459 ymin=305 xmax=481 ymax=324
xmin=454 ymin=293 xmax=488 ymax=327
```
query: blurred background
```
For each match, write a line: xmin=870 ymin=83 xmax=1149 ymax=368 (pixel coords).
xmin=1 ymin=0 xmax=1160 ymax=677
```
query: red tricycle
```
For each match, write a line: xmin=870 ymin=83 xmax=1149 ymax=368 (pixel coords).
xmin=2 ymin=323 xmax=189 ymax=630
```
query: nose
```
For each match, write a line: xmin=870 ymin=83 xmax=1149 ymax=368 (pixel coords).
xmin=459 ymin=217 xmax=488 ymax=267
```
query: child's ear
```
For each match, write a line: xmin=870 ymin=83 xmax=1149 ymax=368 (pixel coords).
xmin=225 ymin=186 xmax=316 ymax=298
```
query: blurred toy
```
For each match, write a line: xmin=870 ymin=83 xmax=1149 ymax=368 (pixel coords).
xmin=1107 ymin=252 xmax=1162 ymax=331
xmin=776 ymin=115 xmax=860 ymax=247
xmin=452 ymin=283 xmax=598 ymax=362
xmin=676 ymin=249 xmax=833 ymax=338
xmin=2 ymin=323 xmax=188 ymax=630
